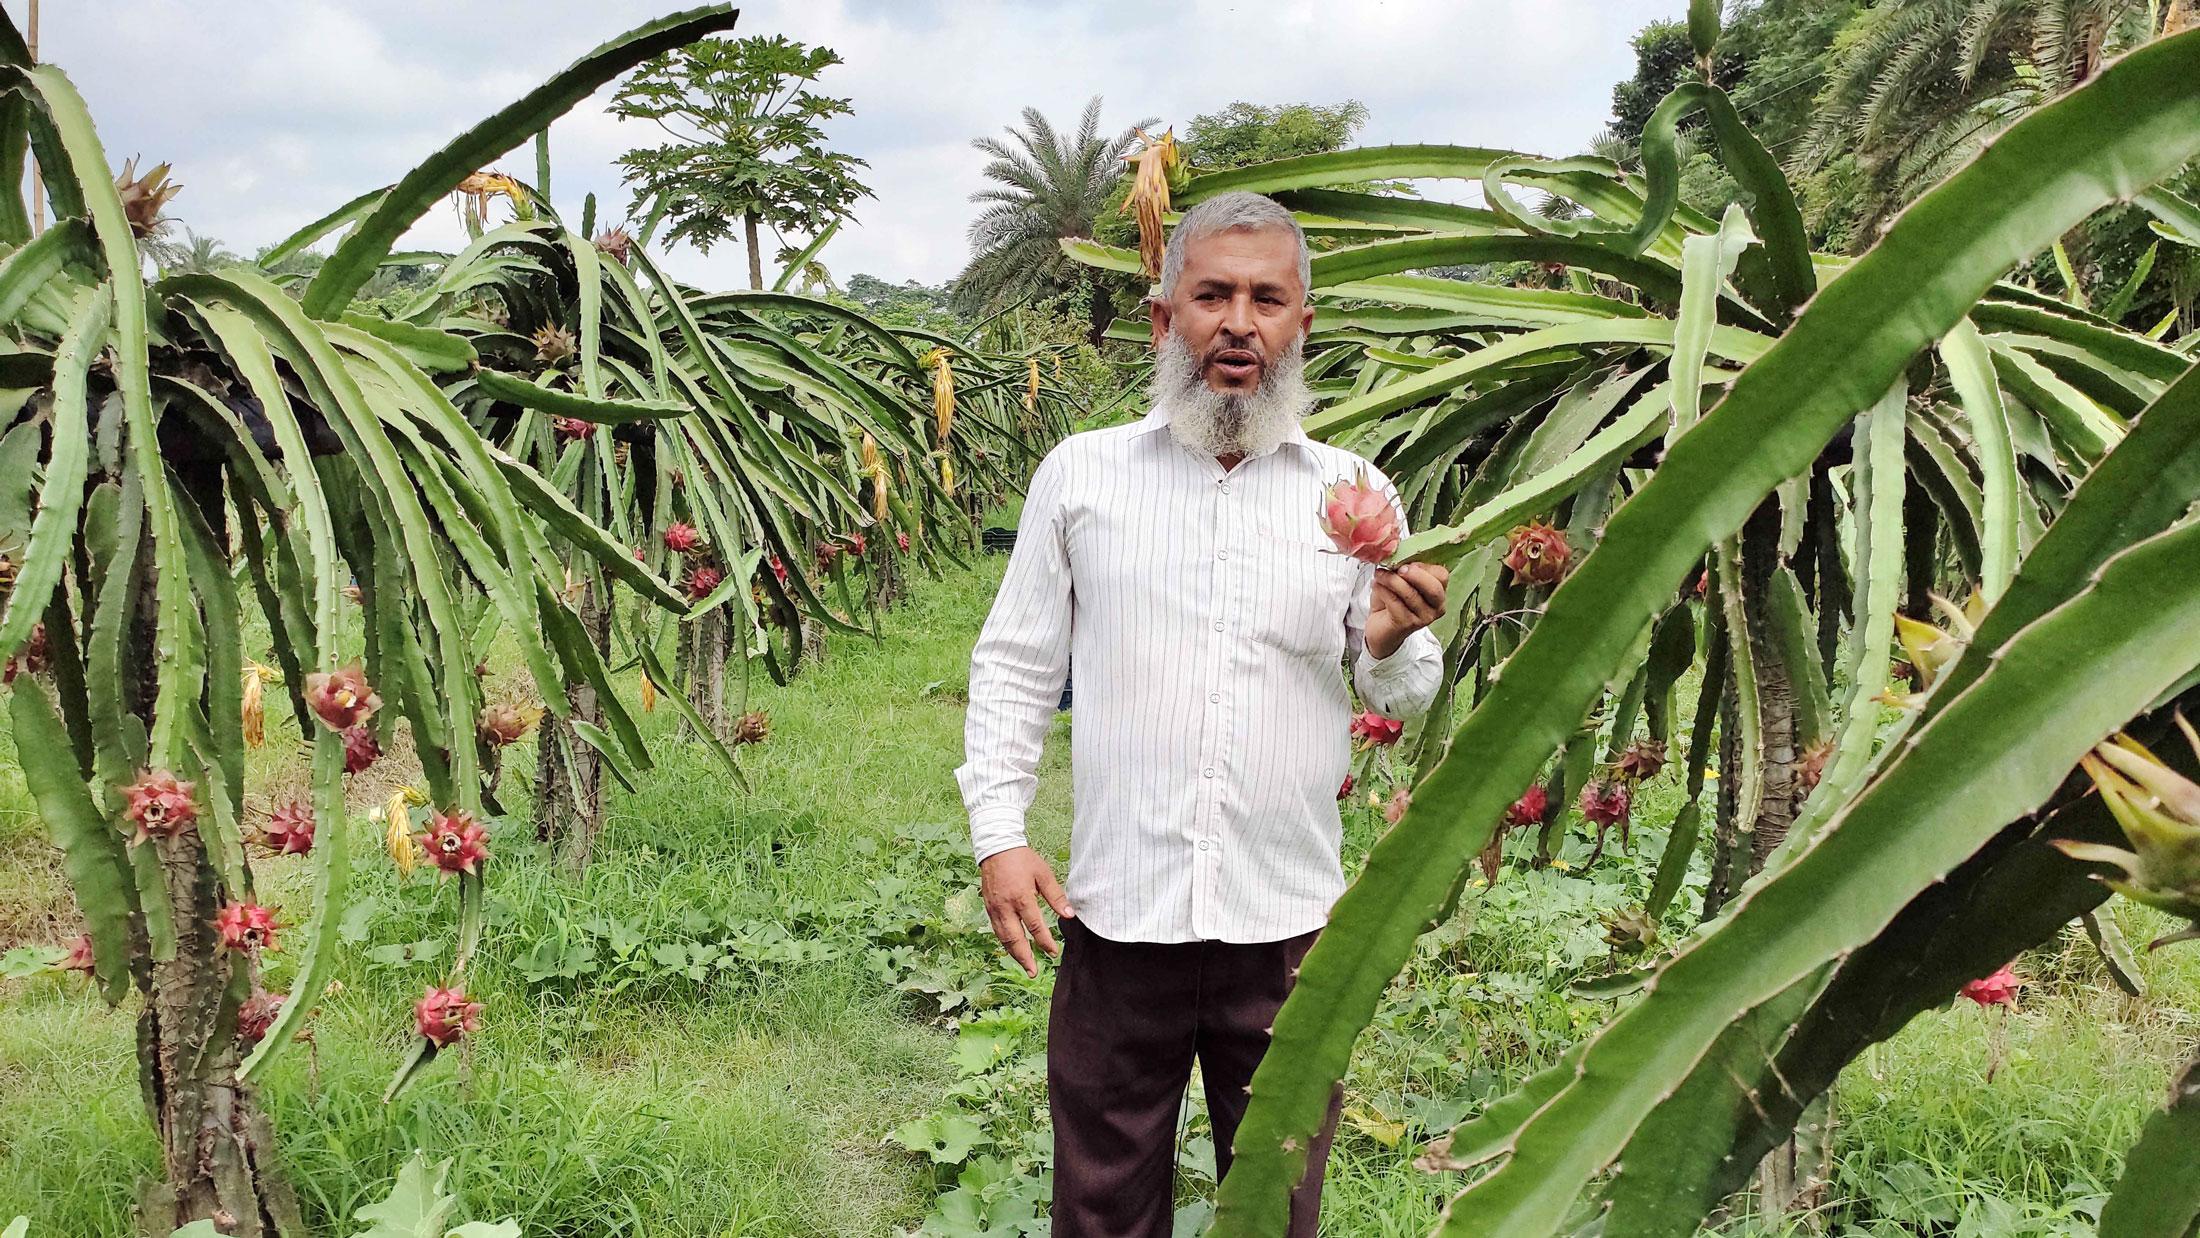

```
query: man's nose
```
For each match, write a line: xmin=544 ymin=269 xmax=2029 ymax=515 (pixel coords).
xmin=1219 ymin=294 xmax=1258 ymax=341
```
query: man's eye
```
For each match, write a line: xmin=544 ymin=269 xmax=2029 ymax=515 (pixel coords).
xmin=1196 ymin=293 xmax=1222 ymax=303
xmin=1258 ymin=296 xmax=1282 ymax=306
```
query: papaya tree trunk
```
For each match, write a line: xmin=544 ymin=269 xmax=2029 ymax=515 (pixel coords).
xmin=744 ymin=211 xmax=764 ymax=291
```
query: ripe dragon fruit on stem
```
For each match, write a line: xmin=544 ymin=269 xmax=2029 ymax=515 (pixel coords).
xmin=1506 ymin=784 xmax=1550 ymax=827
xmin=213 ymin=901 xmax=284 ymax=953
xmin=119 ymin=769 xmax=198 ymax=845
xmin=662 ymin=522 xmax=702 ymax=554
xmin=1579 ymin=776 xmax=1632 ymax=829
xmin=342 ymin=725 xmax=381 ymax=774
xmin=1350 ymin=710 xmax=1404 ymax=748
xmin=304 ymin=665 xmax=380 ymax=730
xmin=416 ymin=810 xmax=491 ymax=877
xmin=415 ymin=985 xmax=483 ymax=1048
xmin=1960 ymin=965 xmax=2021 ymax=1009
xmin=262 ymin=801 xmax=316 ymax=856
xmin=236 ymin=990 xmax=286 ymax=1046
xmin=1503 ymin=520 xmax=1571 ymax=587
xmin=1319 ymin=467 xmax=1400 ymax=565
xmin=58 ymin=933 xmax=96 ymax=975
xmin=684 ymin=564 xmax=724 ymax=601
xmin=1383 ymin=786 xmax=1412 ymax=825
xmin=1613 ymin=738 xmax=1668 ymax=782
xmin=477 ymin=702 xmax=543 ymax=748
xmin=2059 ymin=720 xmax=2200 ymax=949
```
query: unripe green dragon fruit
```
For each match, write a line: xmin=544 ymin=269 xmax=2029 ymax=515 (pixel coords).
xmin=2058 ymin=720 xmax=2200 ymax=949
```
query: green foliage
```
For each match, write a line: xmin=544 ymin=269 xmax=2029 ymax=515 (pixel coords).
xmin=609 ymin=34 xmax=871 ymax=275
xmin=1180 ymin=100 xmax=1369 ymax=171
xmin=349 ymin=1153 xmax=519 ymax=1238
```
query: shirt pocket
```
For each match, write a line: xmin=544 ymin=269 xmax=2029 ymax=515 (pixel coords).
xmin=1250 ymin=534 xmax=1363 ymax=660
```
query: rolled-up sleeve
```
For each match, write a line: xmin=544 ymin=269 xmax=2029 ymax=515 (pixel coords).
xmin=1352 ymin=626 xmax=1443 ymax=719
xmin=955 ymin=447 xmax=1073 ymax=866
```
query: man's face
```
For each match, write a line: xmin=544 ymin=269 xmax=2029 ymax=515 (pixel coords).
xmin=1149 ymin=226 xmax=1316 ymax=395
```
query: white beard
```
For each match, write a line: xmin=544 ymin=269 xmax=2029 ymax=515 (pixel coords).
xmin=1146 ymin=328 xmax=1312 ymax=460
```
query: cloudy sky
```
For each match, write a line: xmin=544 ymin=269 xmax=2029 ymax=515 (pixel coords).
xmin=24 ymin=0 xmax=1679 ymax=289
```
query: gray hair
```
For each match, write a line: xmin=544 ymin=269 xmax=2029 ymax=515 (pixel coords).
xmin=1155 ymin=190 xmax=1310 ymax=302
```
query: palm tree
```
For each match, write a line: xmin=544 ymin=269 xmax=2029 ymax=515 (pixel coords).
xmin=955 ymin=96 xmax=1155 ymax=343
xmin=1792 ymin=0 xmax=2172 ymax=246
xmin=147 ymin=227 xmax=236 ymax=274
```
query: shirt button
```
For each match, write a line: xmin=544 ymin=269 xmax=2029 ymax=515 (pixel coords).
xmin=1212 ymin=620 xmax=1224 ymax=632
xmin=1216 ymin=550 xmax=1228 ymax=561
xmin=1198 ymin=839 xmax=1211 ymax=851
xmin=1219 ymin=481 xmax=1232 ymax=493
xmin=1203 ymin=767 xmax=1217 ymax=779
xmin=1208 ymin=692 xmax=1220 ymax=703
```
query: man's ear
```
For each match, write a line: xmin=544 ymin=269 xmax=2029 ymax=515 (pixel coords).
xmin=1299 ymin=304 xmax=1315 ymax=338
xmin=1149 ymin=298 xmax=1170 ymax=351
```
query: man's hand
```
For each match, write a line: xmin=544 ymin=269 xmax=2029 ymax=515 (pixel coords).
xmin=1366 ymin=562 xmax=1451 ymax=660
xmin=979 ymin=845 xmax=1074 ymax=977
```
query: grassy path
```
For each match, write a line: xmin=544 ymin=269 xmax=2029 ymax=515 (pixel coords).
xmin=4 ymin=559 xmax=2197 ymax=1235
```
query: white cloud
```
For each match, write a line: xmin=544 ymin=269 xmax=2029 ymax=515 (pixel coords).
xmin=14 ymin=0 xmax=1678 ymax=285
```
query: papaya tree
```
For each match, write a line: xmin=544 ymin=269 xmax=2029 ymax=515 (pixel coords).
xmin=1068 ymin=15 xmax=2200 ymax=1235
xmin=0 ymin=7 xmax=744 ymax=1232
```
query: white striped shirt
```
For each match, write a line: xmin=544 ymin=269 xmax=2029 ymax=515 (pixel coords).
xmin=955 ymin=401 xmax=1444 ymax=943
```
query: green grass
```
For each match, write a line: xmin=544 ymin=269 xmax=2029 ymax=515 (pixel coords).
xmin=2 ymin=558 xmax=2196 ymax=1236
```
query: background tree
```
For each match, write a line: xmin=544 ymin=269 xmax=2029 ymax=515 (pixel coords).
xmin=953 ymin=96 xmax=1154 ymax=343
xmin=1792 ymin=0 xmax=2169 ymax=244
xmin=610 ymin=34 xmax=871 ymax=290
xmin=1180 ymin=99 xmax=1369 ymax=168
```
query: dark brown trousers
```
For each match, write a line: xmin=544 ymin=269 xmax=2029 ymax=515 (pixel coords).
xmin=1047 ymin=916 xmax=1342 ymax=1237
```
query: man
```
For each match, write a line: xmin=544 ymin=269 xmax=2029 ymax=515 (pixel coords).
xmin=955 ymin=191 xmax=1449 ymax=1237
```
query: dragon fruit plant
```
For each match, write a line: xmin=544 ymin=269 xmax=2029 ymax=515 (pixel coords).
xmin=1056 ymin=15 xmax=2200 ymax=1234
xmin=0 ymin=8 xmax=745 ymax=1230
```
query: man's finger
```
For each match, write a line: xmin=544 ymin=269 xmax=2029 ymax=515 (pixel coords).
xmin=989 ymin=905 xmax=1038 ymax=976
xmin=1376 ymin=570 xmax=1438 ymax=624
xmin=1020 ymin=894 xmax=1060 ymax=959
xmin=1036 ymin=868 xmax=1076 ymax=919
xmin=1400 ymin=563 xmax=1450 ymax=608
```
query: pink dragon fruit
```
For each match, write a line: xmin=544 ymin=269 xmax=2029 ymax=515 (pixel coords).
xmin=236 ymin=989 xmax=286 ymax=1045
xmin=263 ymin=801 xmax=316 ymax=856
xmin=341 ymin=725 xmax=381 ymax=774
xmin=1504 ymin=520 xmax=1571 ymax=587
xmin=304 ymin=665 xmax=380 ymax=730
xmin=416 ymin=809 xmax=491 ymax=876
xmin=213 ymin=901 xmax=284 ymax=953
xmin=59 ymin=933 xmax=96 ymax=974
xmin=415 ymin=985 xmax=483 ymax=1047
xmin=1960 ymin=965 xmax=2021 ymax=1009
xmin=1579 ymin=777 xmax=1632 ymax=828
xmin=1506 ymin=784 xmax=1550 ymax=826
xmin=120 ymin=769 xmax=199 ymax=845
xmin=1318 ymin=467 xmax=1400 ymax=564
xmin=685 ymin=564 xmax=725 ymax=601
xmin=1613 ymin=739 xmax=1669 ymax=782
xmin=1350 ymin=710 xmax=1404 ymax=748
xmin=663 ymin=522 xmax=702 ymax=554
